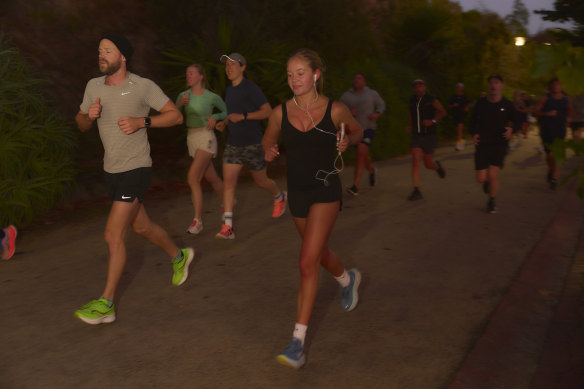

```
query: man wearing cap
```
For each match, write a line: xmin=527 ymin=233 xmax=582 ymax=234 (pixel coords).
xmin=469 ymin=74 xmax=515 ymax=214
xmin=214 ymin=52 xmax=286 ymax=240
xmin=73 ymin=34 xmax=194 ymax=325
xmin=448 ymin=82 xmax=470 ymax=151
xmin=405 ymin=79 xmax=447 ymax=201
xmin=340 ymin=72 xmax=386 ymax=195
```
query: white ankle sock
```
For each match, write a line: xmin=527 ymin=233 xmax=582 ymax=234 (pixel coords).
xmin=224 ymin=212 xmax=233 ymax=227
xmin=293 ymin=323 xmax=308 ymax=345
xmin=274 ymin=191 xmax=284 ymax=201
xmin=335 ymin=269 xmax=351 ymax=287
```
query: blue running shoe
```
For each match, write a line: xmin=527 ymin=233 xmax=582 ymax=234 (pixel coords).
xmin=341 ymin=269 xmax=362 ymax=311
xmin=276 ymin=338 xmax=306 ymax=369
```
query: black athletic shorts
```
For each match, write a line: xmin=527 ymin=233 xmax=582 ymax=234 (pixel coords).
xmin=410 ymin=134 xmax=437 ymax=155
xmin=474 ymin=144 xmax=507 ymax=170
xmin=360 ymin=129 xmax=375 ymax=146
xmin=104 ymin=167 xmax=151 ymax=203
xmin=453 ymin=115 xmax=466 ymax=125
xmin=288 ymin=182 xmax=342 ymax=218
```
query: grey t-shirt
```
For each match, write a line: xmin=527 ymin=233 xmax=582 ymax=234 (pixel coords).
xmin=80 ymin=73 xmax=170 ymax=173
xmin=340 ymin=86 xmax=386 ymax=130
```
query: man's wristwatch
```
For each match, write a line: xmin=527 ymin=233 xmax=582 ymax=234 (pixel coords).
xmin=243 ymin=112 xmax=248 ymax=120
xmin=144 ymin=117 xmax=151 ymax=128
xmin=431 ymin=119 xmax=437 ymax=124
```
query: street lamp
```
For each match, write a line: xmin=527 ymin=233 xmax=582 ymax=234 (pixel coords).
xmin=515 ymin=36 xmax=526 ymax=46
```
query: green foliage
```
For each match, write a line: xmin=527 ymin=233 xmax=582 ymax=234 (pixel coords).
xmin=553 ymin=138 xmax=584 ymax=197
xmin=0 ymin=36 xmax=76 ymax=226
xmin=535 ymin=0 xmax=584 ymax=46
xmin=505 ymin=0 xmax=529 ymax=36
xmin=532 ymin=41 xmax=584 ymax=95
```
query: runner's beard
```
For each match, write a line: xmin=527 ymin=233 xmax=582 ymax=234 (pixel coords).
xmin=99 ymin=58 xmax=122 ymax=75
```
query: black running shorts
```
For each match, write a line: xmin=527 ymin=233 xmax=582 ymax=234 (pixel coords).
xmin=288 ymin=182 xmax=342 ymax=218
xmin=410 ymin=134 xmax=437 ymax=155
xmin=474 ymin=144 xmax=507 ymax=170
xmin=104 ymin=167 xmax=151 ymax=203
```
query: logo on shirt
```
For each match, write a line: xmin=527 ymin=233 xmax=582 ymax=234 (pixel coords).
xmin=121 ymin=195 xmax=131 ymax=199
xmin=121 ymin=91 xmax=131 ymax=96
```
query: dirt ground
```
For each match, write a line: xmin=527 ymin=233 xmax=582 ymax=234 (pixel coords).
xmin=1 ymin=131 xmax=583 ymax=389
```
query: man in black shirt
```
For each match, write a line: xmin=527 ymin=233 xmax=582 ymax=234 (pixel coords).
xmin=469 ymin=74 xmax=514 ymax=213
xmin=405 ymin=79 xmax=447 ymax=201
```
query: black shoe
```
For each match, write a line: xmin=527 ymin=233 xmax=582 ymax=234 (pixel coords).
xmin=435 ymin=161 xmax=445 ymax=178
xmin=546 ymin=171 xmax=552 ymax=183
xmin=549 ymin=178 xmax=558 ymax=190
xmin=369 ymin=168 xmax=376 ymax=187
xmin=347 ymin=185 xmax=359 ymax=196
xmin=487 ymin=199 xmax=497 ymax=214
xmin=483 ymin=181 xmax=489 ymax=194
xmin=408 ymin=188 xmax=422 ymax=201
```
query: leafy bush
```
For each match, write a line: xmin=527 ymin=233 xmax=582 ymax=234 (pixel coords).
xmin=0 ymin=36 xmax=76 ymax=226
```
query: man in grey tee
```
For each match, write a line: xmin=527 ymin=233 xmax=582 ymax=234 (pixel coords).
xmin=73 ymin=34 xmax=194 ymax=325
xmin=340 ymin=73 xmax=386 ymax=195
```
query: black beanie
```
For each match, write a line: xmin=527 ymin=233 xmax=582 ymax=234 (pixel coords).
xmin=100 ymin=34 xmax=134 ymax=63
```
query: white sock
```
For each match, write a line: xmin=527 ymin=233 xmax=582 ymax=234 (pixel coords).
xmin=224 ymin=212 xmax=233 ymax=227
xmin=274 ymin=191 xmax=284 ymax=201
xmin=335 ymin=269 xmax=351 ymax=288
xmin=293 ymin=323 xmax=308 ymax=345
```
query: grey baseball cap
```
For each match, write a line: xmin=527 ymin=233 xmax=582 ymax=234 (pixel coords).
xmin=219 ymin=53 xmax=246 ymax=66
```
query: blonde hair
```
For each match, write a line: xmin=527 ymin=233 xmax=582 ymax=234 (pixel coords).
xmin=187 ymin=63 xmax=209 ymax=89
xmin=288 ymin=48 xmax=326 ymax=93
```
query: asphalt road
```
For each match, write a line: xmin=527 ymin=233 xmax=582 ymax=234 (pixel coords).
xmin=1 ymin=132 xmax=583 ymax=389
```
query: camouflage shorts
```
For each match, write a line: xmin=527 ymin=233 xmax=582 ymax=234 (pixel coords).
xmin=222 ymin=143 xmax=266 ymax=171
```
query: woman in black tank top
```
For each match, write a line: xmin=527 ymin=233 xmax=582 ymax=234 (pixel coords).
xmin=262 ymin=49 xmax=363 ymax=369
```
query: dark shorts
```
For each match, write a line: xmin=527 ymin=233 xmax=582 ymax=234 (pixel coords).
xmin=360 ymin=129 xmax=375 ymax=146
xmin=540 ymin=130 xmax=566 ymax=153
xmin=288 ymin=182 xmax=342 ymax=218
xmin=410 ymin=134 xmax=437 ymax=155
xmin=104 ymin=167 xmax=151 ymax=203
xmin=571 ymin=122 xmax=584 ymax=130
xmin=453 ymin=115 xmax=466 ymax=125
xmin=475 ymin=144 xmax=507 ymax=170
xmin=223 ymin=143 xmax=266 ymax=171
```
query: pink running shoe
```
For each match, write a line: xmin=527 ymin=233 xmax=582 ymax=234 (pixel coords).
xmin=272 ymin=191 xmax=287 ymax=218
xmin=186 ymin=219 xmax=203 ymax=235
xmin=1 ymin=225 xmax=17 ymax=260
xmin=215 ymin=224 xmax=235 ymax=240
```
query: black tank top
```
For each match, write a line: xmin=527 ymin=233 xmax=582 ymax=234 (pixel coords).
xmin=282 ymin=100 xmax=340 ymax=190
xmin=540 ymin=92 xmax=568 ymax=131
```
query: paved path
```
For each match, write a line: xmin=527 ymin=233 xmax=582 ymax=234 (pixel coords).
xmin=1 ymin=132 xmax=583 ymax=388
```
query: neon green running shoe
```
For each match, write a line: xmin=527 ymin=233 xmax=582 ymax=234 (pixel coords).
xmin=172 ymin=247 xmax=195 ymax=286
xmin=74 ymin=298 xmax=115 ymax=325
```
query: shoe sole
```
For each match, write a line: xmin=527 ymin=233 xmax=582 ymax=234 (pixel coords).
xmin=176 ymin=248 xmax=195 ymax=286
xmin=75 ymin=313 xmax=116 ymax=325
xmin=347 ymin=188 xmax=359 ymax=196
xmin=276 ymin=354 xmax=306 ymax=369
xmin=186 ymin=228 xmax=203 ymax=235
xmin=215 ymin=232 xmax=235 ymax=240
xmin=345 ymin=269 xmax=362 ymax=312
